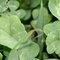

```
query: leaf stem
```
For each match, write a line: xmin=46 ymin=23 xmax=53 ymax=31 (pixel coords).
xmin=38 ymin=0 xmax=44 ymax=60
xmin=38 ymin=0 xmax=43 ymax=44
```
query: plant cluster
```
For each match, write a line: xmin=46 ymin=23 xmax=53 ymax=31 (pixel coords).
xmin=0 ymin=0 xmax=60 ymax=60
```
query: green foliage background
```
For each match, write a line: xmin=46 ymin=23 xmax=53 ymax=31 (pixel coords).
xmin=0 ymin=0 xmax=60 ymax=60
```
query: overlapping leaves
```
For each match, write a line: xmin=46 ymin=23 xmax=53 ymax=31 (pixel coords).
xmin=0 ymin=0 xmax=19 ymax=12
xmin=0 ymin=0 xmax=27 ymax=20
xmin=0 ymin=16 xmax=39 ymax=60
xmin=8 ymin=41 xmax=39 ymax=60
xmin=0 ymin=0 xmax=8 ymax=12
xmin=2 ymin=9 xmax=26 ymax=19
xmin=44 ymin=21 xmax=60 ymax=56
xmin=0 ymin=16 xmax=27 ymax=49
xmin=31 ymin=7 xmax=52 ymax=29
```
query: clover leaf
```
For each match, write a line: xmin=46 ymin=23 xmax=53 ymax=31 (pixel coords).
xmin=23 ymin=10 xmax=31 ymax=20
xmin=44 ymin=21 xmax=60 ymax=35
xmin=8 ymin=42 xmax=39 ymax=60
xmin=0 ymin=0 xmax=26 ymax=20
xmin=32 ymin=8 xmax=39 ymax=19
xmin=18 ymin=42 xmax=39 ymax=58
xmin=0 ymin=16 xmax=39 ymax=60
xmin=1 ymin=9 xmax=26 ymax=19
xmin=0 ymin=16 xmax=27 ymax=49
xmin=0 ymin=0 xmax=8 ymax=12
xmin=31 ymin=20 xmax=38 ymax=29
xmin=31 ymin=7 xmax=52 ymax=29
xmin=49 ymin=0 xmax=60 ymax=20
xmin=46 ymin=30 xmax=60 ymax=55
xmin=30 ymin=0 xmax=40 ymax=8
xmin=44 ymin=21 xmax=60 ymax=56
xmin=8 ymin=0 xmax=19 ymax=11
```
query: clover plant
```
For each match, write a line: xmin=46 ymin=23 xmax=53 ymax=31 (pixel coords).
xmin=0 ymin=0 xmax=60 ymax=60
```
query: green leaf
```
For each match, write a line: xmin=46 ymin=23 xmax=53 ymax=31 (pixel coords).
xmin=0 ymin=0 xmax=8 ymax=12
xmin=31 ymin=8 xmax=52 ymax=29
xmin=14 ymin=30 xmax=34 ymax=48
xmin=16 ymin=9 xmax=26 ymax=19
xmin=31 ymin=20 xmax=38 ymax=29
xmin=19 ymin=30 xmax=34 ymax=43
xmin=18 ymin=42 xmax=39 ymax=58
xmin=44 ymin=21 xmax=60 ymax=56
xmin=44 ymin=21 xmax=60 ymax=35
xmin=8 ymin=49 xmax=19 ymax=60
xmin=3 ymin=51 xmax=9 ymax=57
xmin=49 ymin=0 xmax=60 ymax=20
xmin=0 ymin=53 xmax=3 ymax=60
xmin=46 ymin=30 xmax=58 ymax=54
xmin=8 ymin=0 xmax=19 ymax=11
xmin=23 ymin=10 xmax=31 ymax=20
xmin=0 ymin=29 xmax=18 ymax=49
xmin=0 ymin=16 xmax=27 ymax=49
xmin=37 ymin=0 xmax=44 ymax=59
xmin=32 ymin=8 xmax=39 ymax=19
xmin=1 ymin=9 xmax=26 ymax=19
xmin=30 ymin=0 xmax=40 ymax=8
xmin=0 ymin=16 xmax=39 ymax=60
xmin=8 ymin=41 xmax=39 ymax=60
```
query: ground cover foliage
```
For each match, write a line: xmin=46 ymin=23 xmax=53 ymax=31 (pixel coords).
xmin=0 ymin=0 xmax=60 ymax=60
